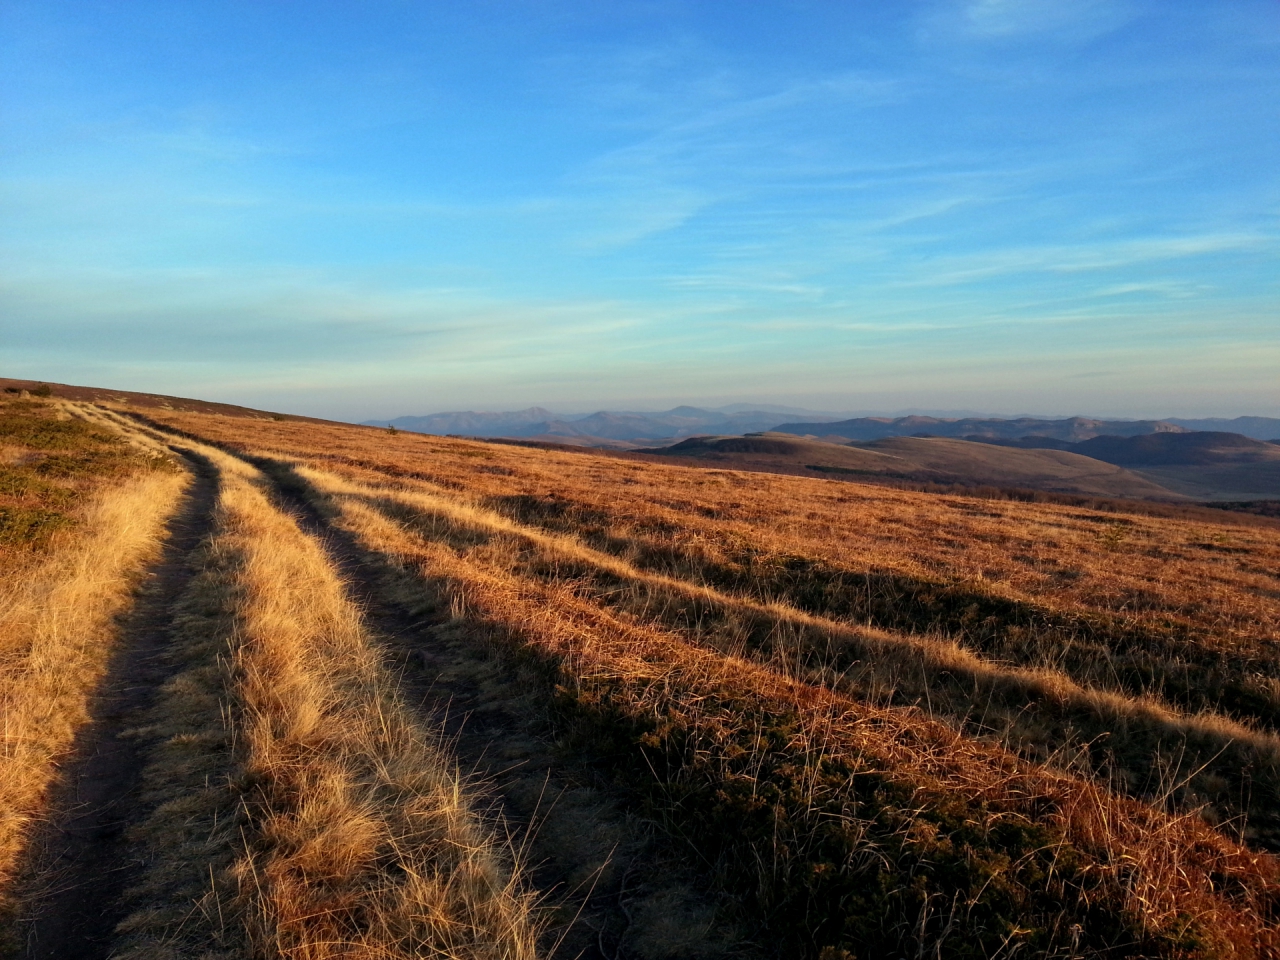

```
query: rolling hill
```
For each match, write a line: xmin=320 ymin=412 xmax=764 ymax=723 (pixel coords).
xmin=974 ymin=431 xmax=1280 ymax=500
xmin=651 ymin=433 xmax=1182 ymax=499
xmin=1166 ymin=416 xmax=1280 ymax=441
xmin=981 ymin=430 xmax=1280 ymax=466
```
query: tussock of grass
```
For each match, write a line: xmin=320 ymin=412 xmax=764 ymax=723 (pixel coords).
xmin=302 ymin=468 xmax=1280 ymax=958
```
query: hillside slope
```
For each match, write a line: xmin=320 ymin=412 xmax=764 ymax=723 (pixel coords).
xmin=109 ymin=402 xmax=1280 ymax=957
xmin=977 ymin=431 xmax=1280 ymax=500
xmin=653 ymin=433 xmax=1183 ymax=499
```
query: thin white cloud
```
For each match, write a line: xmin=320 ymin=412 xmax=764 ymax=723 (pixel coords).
xmin=920 ymin=0 xmax=1138 ymax=44
xmin=901 ymin=232 xmax=1269 ymax=287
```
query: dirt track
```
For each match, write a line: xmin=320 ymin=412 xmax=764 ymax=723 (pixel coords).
xmin=14 ymin=418 xmax=746 ymax=957
xmin=16 ymin=452 xmax=219 ymax=959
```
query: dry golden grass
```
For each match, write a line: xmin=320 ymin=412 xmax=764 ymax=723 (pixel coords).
xmin=0 ymin=427 xmax=187 ymax=918
xmin=97 ymin=419 xmax=538 ymax=960
xmin=143 ymin=410 xmax=1280 ymax=666
xmin=290 ymin=466 xmax=1280 ymax=840
xmin=147 ymin=411 xmax=1280 ymax=827
xmin=307 ymin=470 xmax=1280 ymax=958
xmin=122 ymin=408 xmax=1280 ymax=956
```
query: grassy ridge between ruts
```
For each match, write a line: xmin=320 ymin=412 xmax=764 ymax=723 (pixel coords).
xmin=295 ymin=464 xmax=1280 ymax=959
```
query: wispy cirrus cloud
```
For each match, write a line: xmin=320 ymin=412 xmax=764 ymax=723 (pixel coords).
xmin=926 ymin=0 xmax=1137 ymax=42
xmin=900 ymin=232 xmax=1270 ymax=287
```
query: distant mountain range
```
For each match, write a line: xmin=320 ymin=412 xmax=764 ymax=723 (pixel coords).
xmin=1164 ymin=417 xmax=1280 ymax=441
xmin=365 ymin=406 xmax=844 ymax=442
xmin=365 ymin=408 xmax=1280 ymax=446
xmin=776 ymin=415 xmax=1189 ymax=443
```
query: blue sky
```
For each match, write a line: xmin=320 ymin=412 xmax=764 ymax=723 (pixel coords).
xmin=2 ymin=1 xmax=1277 ymax=420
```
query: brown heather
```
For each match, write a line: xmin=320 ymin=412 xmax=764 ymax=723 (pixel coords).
xmin=107 ymin=406 xmax=1280 ymax=958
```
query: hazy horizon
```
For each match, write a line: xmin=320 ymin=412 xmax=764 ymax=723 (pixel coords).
xmin=3 ymin=2 xmax=1277 ymax=420
xmin=367 ymin=402 xmax=1279 ymax=424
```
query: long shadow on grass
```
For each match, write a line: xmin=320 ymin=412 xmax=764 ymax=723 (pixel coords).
xmin=271 ymin=465 xmax=1280 ymax=959
xmin=489 ymin=493 xmax=1280 ymax=733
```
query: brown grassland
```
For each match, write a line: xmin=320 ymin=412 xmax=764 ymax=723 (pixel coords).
xmin=5 ymin=395 xmax=1280 ymax=958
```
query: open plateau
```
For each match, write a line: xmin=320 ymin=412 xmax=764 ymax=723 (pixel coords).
xmin=4 ymin=382 xmax=1280 ymax=960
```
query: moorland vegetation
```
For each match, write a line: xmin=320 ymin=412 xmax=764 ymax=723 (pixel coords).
xmin=4 ymin=394 xmax=1280 ymax=958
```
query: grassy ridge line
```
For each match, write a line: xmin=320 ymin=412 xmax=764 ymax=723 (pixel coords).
xmin=0 ymin=445 xmax=188 ymax=923
xmin=300 ymin=467 xmax=1280 ymax=958
xmin=300 ymin=468 xmax=1280 ymax=845
xmin=102 ymin=419 xmax=538 ymax=959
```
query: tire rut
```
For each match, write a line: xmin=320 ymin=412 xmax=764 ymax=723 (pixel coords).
xmin=252 ymin=457 xmax=756 ymax=960
xmin=15 ymin=451 xmax=220 ymax=960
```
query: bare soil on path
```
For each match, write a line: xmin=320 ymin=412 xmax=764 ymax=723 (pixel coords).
xmin=15 ymin=452 xmax=219 ymax=960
